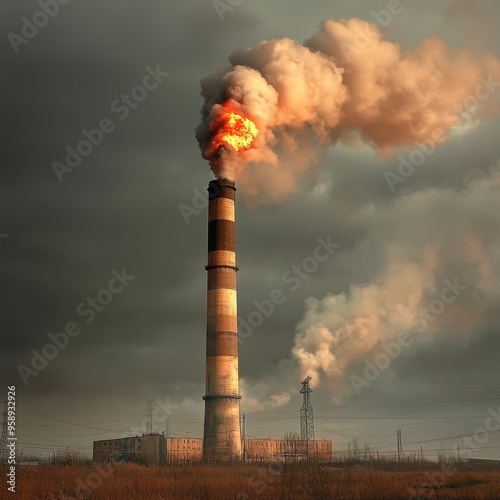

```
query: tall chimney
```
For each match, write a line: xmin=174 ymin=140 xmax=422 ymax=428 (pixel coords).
xmin=203 ymin=178 xmax=242 ymax=461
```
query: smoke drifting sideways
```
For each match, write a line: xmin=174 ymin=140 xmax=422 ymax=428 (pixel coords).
xmin=234 ymin=165 xmax=500 ymax=406
xmin=196 ymin=18 xmax=500 ymax=203
xmin=291 ymin=165 xmax=500 ymax=395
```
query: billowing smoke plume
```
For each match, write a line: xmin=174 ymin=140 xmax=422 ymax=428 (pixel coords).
xmin=291 ymin=165 xmax=500 ymax=395
xmin=196 ymin=18 xmax=500 ymax=202
xmin=235 ymin=165 xmax=500 ymax=406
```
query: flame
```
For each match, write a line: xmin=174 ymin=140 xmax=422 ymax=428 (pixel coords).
xmin=208 ymin=102 xmax=259 ymax=156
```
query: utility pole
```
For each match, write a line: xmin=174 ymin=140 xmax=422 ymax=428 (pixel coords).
xmin=0 ymin=402 xmax=7 ymax=463
xmin=146 ymin=401 xmax=153 ymax=435
xmin=241 ymin=414 xmax=246 ymax=462
xmin=165 ymin=417 xmax=171 ymax=438
xmin=300 ymin=376 xmax=315 ymax=459
xmin=397 ymin=430 xmax=404 ymax=462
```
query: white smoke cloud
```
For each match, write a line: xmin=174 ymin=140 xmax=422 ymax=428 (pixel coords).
xmin=239 ymin=377 xmax=292 ymax=411
xmin=196 ymin=18 xmax=500 ymax=203
xmin=238 ymin=165 xmax=500 ymax=406
xmin=291 ymin=165 xmax=500 ymax=395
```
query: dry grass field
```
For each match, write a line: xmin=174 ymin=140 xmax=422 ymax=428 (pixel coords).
xmin=2 ymin=462 xmax=500 ymax=499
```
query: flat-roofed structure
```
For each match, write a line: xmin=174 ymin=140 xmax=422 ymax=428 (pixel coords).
xmin=93 ymin=434 xmax=165 ymax=465
xmin=93 ymin=436 xmax=332 ymax=464
xmin=166 ymin=437 xmax=203 ymax=463
xmin=244 ymin=438 xmax=332 ymax=462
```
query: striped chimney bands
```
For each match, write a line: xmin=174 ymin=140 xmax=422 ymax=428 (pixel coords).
xmin=203 ymin=178 xmax=242 ymax=461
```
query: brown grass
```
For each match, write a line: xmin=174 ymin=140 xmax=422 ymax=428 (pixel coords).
xmin=1 ymin=462 xmax=500 ymax=500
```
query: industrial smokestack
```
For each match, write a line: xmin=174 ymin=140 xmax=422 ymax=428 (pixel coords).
xmin=203 ymin=178 xmax=242 ymax=461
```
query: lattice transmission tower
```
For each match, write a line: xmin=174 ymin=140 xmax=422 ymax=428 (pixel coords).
xmin=300 ymin=376 xmax=315 ymax=458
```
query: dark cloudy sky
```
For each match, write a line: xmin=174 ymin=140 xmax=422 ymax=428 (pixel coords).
xmin=1 ymin=0 xmax=500 ymax=461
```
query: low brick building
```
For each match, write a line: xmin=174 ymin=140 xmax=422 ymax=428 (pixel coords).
xmin=165 ymin=437 xmax=203 ymax=463
xmin=93 ymin=436 xmax=332 ymax=464
xmin=244 ymin=438 xmax=332 ymax=462
xmin=93 ymin=434 xmax=166 ymax=465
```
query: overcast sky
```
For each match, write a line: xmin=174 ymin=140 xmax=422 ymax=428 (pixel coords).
xmin=1 ymin=0 xmax=500 ymax=461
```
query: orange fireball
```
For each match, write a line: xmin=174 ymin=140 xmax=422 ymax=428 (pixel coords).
xmin=208 ymin=102 xmax=259 ymax=156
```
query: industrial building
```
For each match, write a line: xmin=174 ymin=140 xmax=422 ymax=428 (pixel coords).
xmin=243 ymin=438 xmax=332 ymax=463
xmin=93 ymin=434 xmax=166 ymax=465
xmin=92 ymin=436 xmax=204 ymax=464
xmin=93 ymin=436 xmax=332 ymax=464
xmin=165 ymin=437 xmax=203 ymax=463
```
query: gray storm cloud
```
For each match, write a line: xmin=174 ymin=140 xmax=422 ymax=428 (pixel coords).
xmin=196 ymin=18 xmax=500 ymax=202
